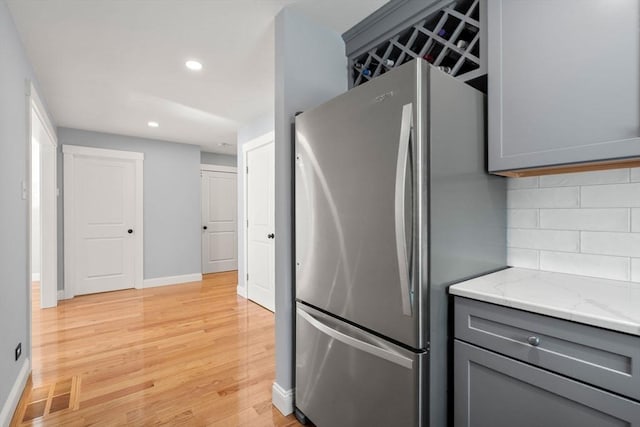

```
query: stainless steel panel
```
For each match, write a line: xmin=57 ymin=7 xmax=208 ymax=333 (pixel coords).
xmin=295 ymin=60 xmax=425 ymax=348
xmin=455 ymin=340 xmax=640 ymax=427
xmin=296 ymin=303 xmax=426 ymax=427
xmin=455 ymin=297 xmax=640 ymax=401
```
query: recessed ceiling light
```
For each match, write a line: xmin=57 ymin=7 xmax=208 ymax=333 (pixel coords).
xmin=147 ymin=121 xmax=159 ymax=128
xmin=185 ymin=60 xmax=203 ymax=71
xmin=218 ymin=142 xmax=231 ymax=147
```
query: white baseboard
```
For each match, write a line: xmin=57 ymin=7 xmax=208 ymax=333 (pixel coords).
xmin=142 ymin=273 xmax=202 ymax=288
xmin=0 ymin=358 xmax=30 ymax=427
xmin=272 ymin=382 xmax=294 ymax=416
xmin=57 ymin=290 xmax=66 ymax=301
xmin=31 ymin=273 xmax=40 ymax=282
xmin=237 ymin=285 xmax=247 ymax=298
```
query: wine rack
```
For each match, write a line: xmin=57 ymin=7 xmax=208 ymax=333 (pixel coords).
xmin=348 ymin=0 xmax=485 ymax=88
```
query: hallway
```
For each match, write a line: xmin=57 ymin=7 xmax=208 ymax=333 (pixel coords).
xmin=13 ymin=272 xmax=299 ymax=426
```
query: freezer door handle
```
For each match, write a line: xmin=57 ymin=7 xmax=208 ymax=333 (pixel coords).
xmin=395 ymin=103 xmax=413 ymax=317
xmin=297 ymin=307 xmax=414 ymax=369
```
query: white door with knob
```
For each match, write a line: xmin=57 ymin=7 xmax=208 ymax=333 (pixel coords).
xmin=201 ymin=168 xmax=237 ymax=274
xmin=63 ymin=145 xmax=143 ymax=296
xmin=245 ymin=139 xmax=275 ymax=312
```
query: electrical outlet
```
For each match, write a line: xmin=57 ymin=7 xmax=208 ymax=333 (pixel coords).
xmin=15 ymin=343 xmax=21 ymax=361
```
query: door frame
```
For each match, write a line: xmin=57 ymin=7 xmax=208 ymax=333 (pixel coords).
xmin=63 ymin=145 xmax=144 ymax=298
xmin=27 ymin=82 xmax=58 ymax=309
xmin=25 ymin=82 xmax=58 ymax=387
xmin=200 ymin=164 xmax=237 ymax=173
xmin=200 ymin=163 xmax=238 ymax=274
xmin=242 ymin=131 xmax=275 ymax=304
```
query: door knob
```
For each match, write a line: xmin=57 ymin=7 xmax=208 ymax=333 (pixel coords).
xmin=203 ymin=226 xmax=208 ymax=230
xmin=127 ymin=229 xmax=133 ymax=234
xmin=267 ymin=233 xmax=275 ymax=239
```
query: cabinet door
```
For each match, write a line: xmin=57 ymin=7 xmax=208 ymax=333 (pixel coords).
xmin=454 ymin=340 xmax=640 ymax=427
xmin=488 ymin=0 xmax=640 ymax=172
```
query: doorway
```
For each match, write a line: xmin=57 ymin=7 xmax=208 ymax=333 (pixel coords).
xmin=63 ymin=145 xmax=143 ymax=296
xmin=201 ymin=165 xmax=238 ymax=274
xmin=29 ymin=84 xmax=58 ymax=309
xmin=243 ymin=134 xmax=275 ymax=312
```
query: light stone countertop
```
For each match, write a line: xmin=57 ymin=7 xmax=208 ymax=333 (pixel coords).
xmin=449 ymin=267 xmax=640 ymax=336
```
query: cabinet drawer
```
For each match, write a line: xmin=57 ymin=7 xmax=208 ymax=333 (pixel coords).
xmin=454 ymin=297 xmax=640 ymax=400
xmin=454 ymin=340 xmax=640 ymax=427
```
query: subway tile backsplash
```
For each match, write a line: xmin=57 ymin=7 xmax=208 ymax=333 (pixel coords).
xmin=632 ymin=208 xmax=640 ymax=232
xmin=508 ymin=228 xmax=579 ymax=252
xmin=507 ymin=248 xmax=539 ymax=269
xmin=581 ymin=183 xmax=640 ymax=207
xmin=538 ymin=169 xmax=628 ymax=187
xmin=538 ymin=251 xmax=631 ymax=281
xmin=508 ymin=187 xmax=580 ymax=209
xmin=507 ymin=168 xmax=640 ymax=282
xmin=633 ymin=259 xmax=640 ymax=281
xmin=539 ymin=208 xmax=629 ymax=232
xmin=507 ymin=209 xmax=538 ymax=228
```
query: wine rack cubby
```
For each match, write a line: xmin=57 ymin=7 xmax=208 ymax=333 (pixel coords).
xmin=344 ymin=0 xmax=486 ymax=89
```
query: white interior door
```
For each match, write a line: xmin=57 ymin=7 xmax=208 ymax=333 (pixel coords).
xmin=72 ymin=156 xmax=137 ymax=295
xmin=201 ymin=170 xmax=237 ymax=273
xmin=246 ymin=142 xmax=275 ymax=311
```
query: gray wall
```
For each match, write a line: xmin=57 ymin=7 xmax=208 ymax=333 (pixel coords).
xmin=236 ymin=113 xmax=274 ymax=296
xmin=273 ymin=7 xmax=348 ymax=398
xmin=57 ymin=128 xmax=202 ymax=285
xmin=0 ymin=0 xmax=45 ymax=412
xmin=200 ymin=151 xmax=237 ymax=167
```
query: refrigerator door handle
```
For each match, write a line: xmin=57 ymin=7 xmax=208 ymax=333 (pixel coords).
xmin=395 ymin=103 xmax=413 ymax=317
xmin=297 ymin=307 xmax=414 ymax=369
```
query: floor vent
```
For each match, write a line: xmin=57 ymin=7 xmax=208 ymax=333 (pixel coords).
xmin=14 ymin=376 xmax=81 ymax=425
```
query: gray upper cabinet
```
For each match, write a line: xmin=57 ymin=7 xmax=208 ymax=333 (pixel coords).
xmin=488 ymin=0 xmax=640 ymax=174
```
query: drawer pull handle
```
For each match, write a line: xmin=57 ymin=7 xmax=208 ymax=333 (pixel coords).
xmin=527 ymin=336 xmax=541 ymax=346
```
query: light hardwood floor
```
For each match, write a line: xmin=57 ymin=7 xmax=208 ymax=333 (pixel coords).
xmin=12 ymin=272 xmax=300 ymax=426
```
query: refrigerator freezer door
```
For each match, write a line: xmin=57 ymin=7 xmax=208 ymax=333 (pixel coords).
xmin=295 ymin=60 xmax=426 ymax=348
xmin=295 ymin=303 xmax=426 ymax=427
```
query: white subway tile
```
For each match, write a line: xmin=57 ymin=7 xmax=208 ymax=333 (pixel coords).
xmin=539 ymin=169 xmax=629 ymax=188
xmin=631 ymin=168 xmax=640 ymax=182
xmin=507 ymin=187 xmax=580 ymax=209
xmin=507 ymin=248 xmax=539 ymax=269
xmin=581 ymin=183 xmax=640 ymax=207
xmin=539 ymin=209 xmax=629 ymax=232
xmin=508 ymin=229 xmax=579 ymax=252
xmin=507 ymin=177 xmax=539 ymax=190
xmin=540 ymin=251 xmax=630 ymax=281
xmin=507 ymin=209 xmax=538 ymax=229
xmin=632 ymin=259 xmax=640 ymax=283
xmin=633 ymin=209 xmax=640 ymax=233
xmin=581 ymin=232 xmax=640 ymax=257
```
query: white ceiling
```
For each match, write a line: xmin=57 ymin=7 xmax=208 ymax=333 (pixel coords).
xmin=7 ymin=0 xmax=388 ymax=154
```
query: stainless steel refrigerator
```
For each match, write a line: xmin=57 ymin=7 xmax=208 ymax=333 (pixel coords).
xmin=294 ymin=59 xmax=506 ymax=427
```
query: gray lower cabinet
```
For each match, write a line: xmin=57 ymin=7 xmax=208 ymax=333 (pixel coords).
xmin=487 ymin=0 xmax=640 ymax=173
xmin=453 ymin=297 xmax=640 ymax=426
xmin=454 ymin=340 xmax=640 ymax=427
